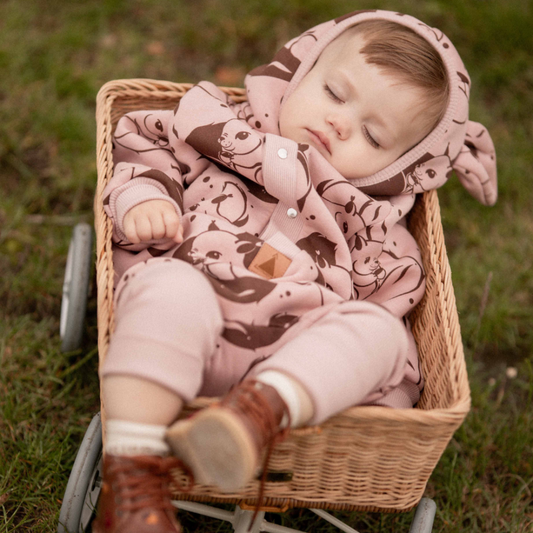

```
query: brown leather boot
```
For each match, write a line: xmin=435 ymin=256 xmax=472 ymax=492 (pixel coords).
xmin=92 ymin=454 xmax=190 ymax=533
xmin=166 ymin=380 xmax=289 ymax=492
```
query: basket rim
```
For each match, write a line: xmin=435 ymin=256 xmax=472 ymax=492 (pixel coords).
xmin=96 ymin=78 xmax=246 ymax=105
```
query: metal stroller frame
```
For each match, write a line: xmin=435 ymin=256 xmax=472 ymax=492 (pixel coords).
xmin=58 ymin=412 xmax=437 ymax=532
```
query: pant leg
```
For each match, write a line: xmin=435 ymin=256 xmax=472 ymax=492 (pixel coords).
xmin=100 ymin=258 xmax=224 ymax=402
xmin=249 ymin=300 xmax=410 ymax=424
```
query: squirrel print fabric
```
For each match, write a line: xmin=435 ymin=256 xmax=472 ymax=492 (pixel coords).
xmin=103 ymin=10 xmax=497 ymax=409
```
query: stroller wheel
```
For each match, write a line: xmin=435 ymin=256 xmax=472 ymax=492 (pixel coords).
xmin=60 ymin=222 xmax=93 ymax=352
xmin=58 ymin=413 xmax=103 ymax=533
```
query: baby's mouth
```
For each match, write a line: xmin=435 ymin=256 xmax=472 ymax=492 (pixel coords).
xmin=307 ymin=129 xmax=331 ymax=155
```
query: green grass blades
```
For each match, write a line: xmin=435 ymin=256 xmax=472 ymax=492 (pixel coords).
xmin=1 ymin=0 xmax=532 ymax=531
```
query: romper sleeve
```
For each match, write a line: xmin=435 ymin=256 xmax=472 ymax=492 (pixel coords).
xmin=171 ymin=81 xmax=269 ymax=187
xmin=103 ymin=109 xmax=209 ymax=251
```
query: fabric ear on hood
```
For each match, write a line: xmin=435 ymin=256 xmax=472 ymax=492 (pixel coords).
xmin=452 ymin=121 xmax=497 ymax=206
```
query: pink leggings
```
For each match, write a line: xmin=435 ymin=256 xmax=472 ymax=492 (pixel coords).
xmin=101 ymin=259 xmax=411 ymax=424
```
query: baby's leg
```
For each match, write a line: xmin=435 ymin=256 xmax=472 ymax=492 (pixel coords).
xmin=102 ymin=376 xmax=184 ymax=456
xmin=94 ymin=258 xmax=223 ymax=533
xmin=252 ymin=300 xmax=410 ymax=425
xmin=102 ymin=258 xmax=223 ymax=414
xmin=101 ymin=258 xmax=223 ymax=452
xmin=166 ymin=300 xmax=408 ymax=493
xmin=165 ymin=374 xmax=311 ymax=492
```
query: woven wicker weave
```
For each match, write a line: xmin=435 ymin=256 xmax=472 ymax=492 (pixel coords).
xmin=95 ymin=79 xmax=470 ymax=514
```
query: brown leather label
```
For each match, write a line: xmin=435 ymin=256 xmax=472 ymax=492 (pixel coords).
xmin=248 ymin=243 xmax=292 ymax=279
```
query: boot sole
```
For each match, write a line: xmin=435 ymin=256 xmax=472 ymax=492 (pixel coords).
xmin=166 ymin=408 xmax=257 ymax=492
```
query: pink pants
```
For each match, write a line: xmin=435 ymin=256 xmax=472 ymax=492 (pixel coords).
xmin=101 ymin=258 xmax=411 ymax=424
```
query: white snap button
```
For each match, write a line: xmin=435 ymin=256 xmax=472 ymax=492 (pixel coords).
xmin=278 ymin=148 xmax=288 ymax=159
xmin=287 ymin=208 xmax=298 ymax=218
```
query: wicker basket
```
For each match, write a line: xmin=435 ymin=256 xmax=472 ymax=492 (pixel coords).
xmin=95 ymin=79 xmax=470 ymax=514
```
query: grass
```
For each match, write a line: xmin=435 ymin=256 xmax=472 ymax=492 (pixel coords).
xmin=1 ymin=0 xmax=532 ymax=531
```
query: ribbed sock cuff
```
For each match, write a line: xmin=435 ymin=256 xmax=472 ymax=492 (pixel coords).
xmin=105 ymin=419 xmax=170 ymax=456
xmin=256 ymin=370 xmax=302 ymax=428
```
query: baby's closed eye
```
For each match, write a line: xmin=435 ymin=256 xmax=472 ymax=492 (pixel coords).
xmin=323 ymin=83 xmax=344 ymax=104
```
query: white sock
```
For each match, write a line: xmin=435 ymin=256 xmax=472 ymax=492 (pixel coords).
xmin=105 ymin=419 xmax=170 ymax=456
xmin=256 ymin=370 xmax=308 ymax=428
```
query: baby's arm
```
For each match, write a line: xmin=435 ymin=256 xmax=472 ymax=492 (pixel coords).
xmin=103 ymin=109 xmax=209 ymax=251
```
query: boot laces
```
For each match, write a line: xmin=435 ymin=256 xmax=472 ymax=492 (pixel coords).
xmin=222 ymin=381 xmax=288 ymax=443
xmin=223 ymin=380 xmax=291 ymax=529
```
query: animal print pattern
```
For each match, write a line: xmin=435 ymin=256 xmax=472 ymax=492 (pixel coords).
xmin=243 ymin=10 xmax=497 ymax=204
xmin=103 ymin=9 xmax=497 ymax=407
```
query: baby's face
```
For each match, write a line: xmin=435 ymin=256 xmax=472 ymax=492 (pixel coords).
xmin=279 ymin=32 xmax=431 ymax=180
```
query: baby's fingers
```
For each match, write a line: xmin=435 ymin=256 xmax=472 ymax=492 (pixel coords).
xmin=134 ymin=216 xmax=155 ymax=243
xmin=172 ymin=224 xmax=184 ymax=244
xmin=162 ymin=210 xmax=183 ymax=243
xmin=122 ymin=200 xmax=180 ymax=243
xmin=123 ymin=215 xmax=142 ymax=243
xmin=149 ymin=211 xmax=167 ymax=240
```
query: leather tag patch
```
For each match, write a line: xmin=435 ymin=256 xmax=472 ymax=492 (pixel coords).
xmin=248 ymin=243 xmax=292 ymax=279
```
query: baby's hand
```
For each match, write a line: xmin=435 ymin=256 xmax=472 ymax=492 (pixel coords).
xmin=123 ymin=200 xmax=183 ymax=244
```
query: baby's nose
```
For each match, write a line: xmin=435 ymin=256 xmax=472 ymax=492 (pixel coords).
xmin=327 ymin=113 xmax=351 ymax=140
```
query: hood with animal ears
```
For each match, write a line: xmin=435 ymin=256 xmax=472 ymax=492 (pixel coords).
xmin=244 ymin=9 xmax=497 ymax=205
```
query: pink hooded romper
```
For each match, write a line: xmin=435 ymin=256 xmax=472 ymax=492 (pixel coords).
xmin=101 ymin=10 xmax=497 ymax=425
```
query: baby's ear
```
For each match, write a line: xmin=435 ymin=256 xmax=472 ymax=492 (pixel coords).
xmin=452 ymin=121 xmax=497 ymax=206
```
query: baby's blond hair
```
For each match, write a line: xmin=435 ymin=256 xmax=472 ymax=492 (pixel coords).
xmin=348 ymin=20 xmax=449 ymax=134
